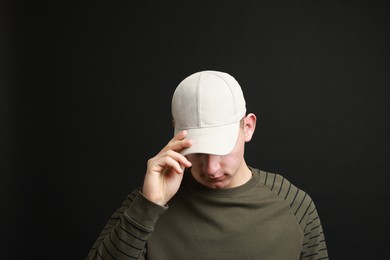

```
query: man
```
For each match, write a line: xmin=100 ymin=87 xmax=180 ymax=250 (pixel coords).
xmin=86 ymin=70 xmax=329 ymax=259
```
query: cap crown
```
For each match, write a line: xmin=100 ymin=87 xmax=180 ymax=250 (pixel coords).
xmin=172 ymin=70 xmax=246 ymax=130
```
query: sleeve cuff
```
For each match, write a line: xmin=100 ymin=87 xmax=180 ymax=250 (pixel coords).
xmin=124 ymin=190 xmax=168 ymax=231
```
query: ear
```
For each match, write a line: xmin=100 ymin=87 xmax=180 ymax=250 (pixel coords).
xmin=243 ymin=113 xmax=257 ymax=142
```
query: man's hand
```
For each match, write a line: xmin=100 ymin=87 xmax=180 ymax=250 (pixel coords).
xmin=142 ymin=130 xmax=193 ymax=206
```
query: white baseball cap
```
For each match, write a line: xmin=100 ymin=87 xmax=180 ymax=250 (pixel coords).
xmin=172 ymin=70 xmax=246 ymax=156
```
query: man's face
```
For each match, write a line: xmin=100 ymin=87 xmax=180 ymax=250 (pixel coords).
xmin=186 ymin=126 xmax=248 ymax=189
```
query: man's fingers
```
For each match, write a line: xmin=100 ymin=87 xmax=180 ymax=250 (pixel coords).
xmin=159 ymin=150 xmax=192 ymax=171
xmin=158 ymin=156 xmax=185 ymax=174
xmin=162 ymin=130 xmax=193 ymax=153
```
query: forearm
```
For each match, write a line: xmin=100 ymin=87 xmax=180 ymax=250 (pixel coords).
xmin=85 ymin=190 xmax=167 ymax=260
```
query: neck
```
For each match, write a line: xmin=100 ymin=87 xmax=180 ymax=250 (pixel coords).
xmin=232 ymin=160 xmax=253 ymax=188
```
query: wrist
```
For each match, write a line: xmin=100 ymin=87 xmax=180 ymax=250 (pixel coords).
xmin=141 ymin=191 xmax=167 ymax=206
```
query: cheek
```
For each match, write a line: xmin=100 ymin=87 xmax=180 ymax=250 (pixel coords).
xmin=223 ymin=154 xmax=241 ymax=168
xmin=230 ymin=138 xmax=246 ymax=157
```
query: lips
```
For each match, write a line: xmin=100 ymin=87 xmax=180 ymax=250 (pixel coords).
xmin=206 ymin=175 xmax=225 ymax=182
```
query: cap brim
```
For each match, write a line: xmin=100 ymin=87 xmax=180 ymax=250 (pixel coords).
xmin=175 ymin=121 xmax=240 ymax=156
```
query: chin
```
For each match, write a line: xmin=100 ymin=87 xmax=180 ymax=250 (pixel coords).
xmin=205 ymin=180 xmax=230 ymax=189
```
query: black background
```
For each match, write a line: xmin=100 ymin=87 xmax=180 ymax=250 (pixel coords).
xmin=2 ymin=1 xmax=390 ymax=259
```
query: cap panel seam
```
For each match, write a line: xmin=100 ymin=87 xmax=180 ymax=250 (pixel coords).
xmin=209 ymin=72 xmax=238 ymax=118
xmin=197 ymin=73 xmax=202 ymax=127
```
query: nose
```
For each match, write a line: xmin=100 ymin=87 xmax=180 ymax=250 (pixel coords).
xmin=203 ymin=154 xmax=221 ymax=176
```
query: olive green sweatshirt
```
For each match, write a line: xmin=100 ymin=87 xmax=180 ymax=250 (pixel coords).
xmin=86 ymin=167 xmax=328 ymax=260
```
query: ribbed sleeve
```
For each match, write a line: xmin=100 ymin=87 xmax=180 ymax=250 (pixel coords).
xmin=299 ymin=205 xmax=328 ymax=259
xmin=85 ymin=189 xmax=167 ymax=260
xmin=256 ymin=169 xmax=329 ymax=259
